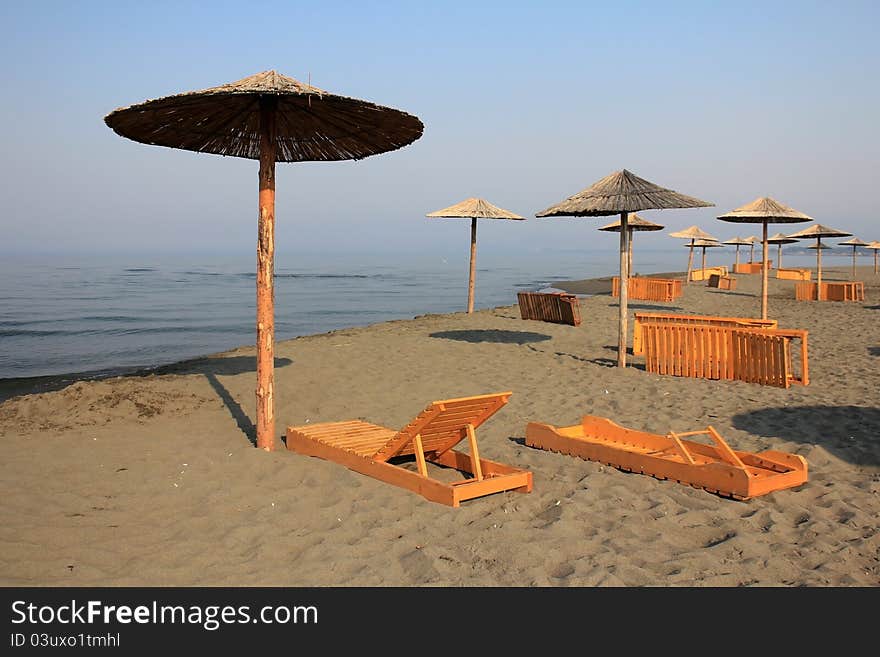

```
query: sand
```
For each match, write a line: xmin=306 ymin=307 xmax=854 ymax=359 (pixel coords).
xmin=1 ymin=265 xmax=878 ymax=587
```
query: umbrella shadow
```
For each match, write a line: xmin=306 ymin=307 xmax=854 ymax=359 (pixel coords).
xmin=706 ymin=290 xmax=754 ymax=297
xmin=429 ymin=330 xmax=551 ymax=344
xmin=868 ymin=346 xmax=880 ymax=357
xmin=610 ymin=303 xmax=684 ymax=312
xmin=731 ymin=405 xmax=880 ymax=466
xmin=157 ymin=355 xmax=294 ymax=446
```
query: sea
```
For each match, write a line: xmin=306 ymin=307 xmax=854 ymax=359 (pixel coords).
xmin=0 ymin=248 xmax=841 ymax=380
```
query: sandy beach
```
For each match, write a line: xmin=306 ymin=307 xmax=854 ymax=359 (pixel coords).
xmin=1 ymin=265 xmax=878 ymax=587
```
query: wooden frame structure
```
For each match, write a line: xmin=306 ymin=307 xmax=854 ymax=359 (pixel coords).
xmin=525 ymin=415 xmax=808 ymax=500
xmin=795 ymin=281 xmax=865 ymax=302
xmin=611 ymin=276 xmax=683 ymax=302
xmin=517 ymin=291 xmax=581 ymax=326
xmin=640 ymin=322 xmax=809 ymax=387
xmin=632 ymin=313 xmax=778 ymax=356
xmin=286 ymin=393 xmax=532 ymax=507
xmin=776 ymin=267 xmax=811 ymax=281
xmin=706 ymin=274 xmax=737 ymax=290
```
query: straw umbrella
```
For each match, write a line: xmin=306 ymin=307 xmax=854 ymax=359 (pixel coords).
xmin=786 ymin=223 xmax=853 ymax=299
xmin=866 ymin=241 xmax=880 ymax=275
xmin=687 ymin=238 xmax=724 ymax=272
xmin=767 ymin=232 xmax=799 ymax=268
xmin=104 ymin=70 xmax=423 ymax=451
xmin=722 ymin=236 xmax=753 ymax=266
xmin=668 ymin=226 xmax=717 ymax=283
xmin=717 ymin=197 xmax=812 ymax=319
xmin=426 ymin=198 xmax=525 ymax=313
xmin=535 ymin=169 xmax=712 ymax=367
xmin=838 ymin=237 xmax=867 ymax=279
xmin=598 ymin=213 xmax=664 ymax=274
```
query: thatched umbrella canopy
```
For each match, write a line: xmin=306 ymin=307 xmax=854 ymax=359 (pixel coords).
xmin=687 ymin=238 xmax=724 ymax=272
xmin=767 ymin=232 xmax=799 ymax=269
xmin=669 ymin=226 xmax=718 ymax=283
xmin=105 ymin=70 xmax=424 ymax=451
xmin=866 ymin=241 xmax=880 ymax=275
xmin=786 ymin=223 xmax=852 ymax=297
xmin=717 ymin=197 xmax=812 ymax=319
xmin=598 ymin=213 xmax=664 ymax=273
xmin=838 ymin=237 xmax=867 ymax=279
xmin=536 ymin=169 xmax=713 ymax=367
xmin=426 ymin=197 xmax=525 ymax=313
xmin=722 ymin=236 xmax=754 ymax=266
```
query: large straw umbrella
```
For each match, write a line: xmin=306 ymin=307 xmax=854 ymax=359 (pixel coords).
xmin=688 ymin=238 xmax=724 ymax=272
xmin=426 ymin=198 xmax=525 ymax=313
xmin=766 ymin=232 xmax=799 ymax=268
xmin=866 ymin=241 xmax=880 ymax=275
xmin=104 ymin=70 xmax=423 ymax=451
xmin=535 ymin=169 xmax=712 ymax=367
xmin=722 ymin=236 xmax=753 ymax=266
xmin=786 ymin=223 xmax=853 ymax=299
xmin=668 ymin=226 xmax=717 ymax=283
xmin=598 ymin=213 xmax=664 ymax=274
xmin=838 ymin=237 xmax=867 ymax=279
xmin=717 ymin=197 xmax=812 ymax=319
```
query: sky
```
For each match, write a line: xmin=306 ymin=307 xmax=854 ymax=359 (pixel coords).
xmin=1 ymin=0 xmax=877 ymax=259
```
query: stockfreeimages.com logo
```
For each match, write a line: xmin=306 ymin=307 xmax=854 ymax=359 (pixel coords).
xmin=11 ymin=599 xmax=317 ymax=632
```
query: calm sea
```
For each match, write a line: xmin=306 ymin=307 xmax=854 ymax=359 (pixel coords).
xmin=0 ymin=248 xmax=834 ymax=380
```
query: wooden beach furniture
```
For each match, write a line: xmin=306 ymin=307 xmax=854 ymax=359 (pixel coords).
xmin=517 ymin=291 xmax=581 ymax=326
xmin=611 ymin=276 xmax=683 ymax=302
xmin=733 ymin=261 xmax=771 ymax=274
xmin=632 ymin=312 xmax=778 ymax=356
xmin=525 ymin=415 xmax=808 ymax=500
xmin=286 ymin=392 xmax=533 ymax=507
xmin=690 ymin=265 xmax=728 ymax=281
xmin=795 ymin=281 xmax=865 ymax=302
xmin=640 ymin=322 xmax=809 ymax=387
xmin=707 ymin=273 xmax=737 ymax=290
xmin=776 ymin=267 xmax=811 ymax=281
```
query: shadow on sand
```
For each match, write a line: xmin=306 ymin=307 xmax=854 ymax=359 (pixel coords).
xmin=731 ymin=405 xmax=880 ymax=466
xmin=609 ymin=302 xmax=684 ymax=312
xmin=429 ymin=329 xmax=551 ymax=344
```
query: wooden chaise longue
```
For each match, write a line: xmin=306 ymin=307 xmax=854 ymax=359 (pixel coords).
xmin=287 ymin=392 xmax=533 ymax=507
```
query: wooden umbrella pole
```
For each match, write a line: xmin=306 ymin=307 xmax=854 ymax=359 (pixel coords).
xmin=778 ymin=243 xmax=783 ymax=269
xmin=761 ymin=221 xmax=769 ymax=319
xmin=618 ymin=212 xmax=629 ymax=367
xmin=816 ymin=237 xmax=823 ymax=300
xmin=686 ymin=239 xmax=694 ymax=283
xmin=734 ymin=245 xmax=740 ymax=266
xmin=701 ymin=246 xmax=707 ymax=272
xmin=467 ymin=217 xmax=477 ymax=313
xmin=256 ymin=97 xmax=277 ymax=451
xmin=851 ymin=246 xmax=856 ymax=280
xmin=627 ymin=228 xmax=633 ymax=273
xmin=875 ymin=250 xmax=878 ymax=275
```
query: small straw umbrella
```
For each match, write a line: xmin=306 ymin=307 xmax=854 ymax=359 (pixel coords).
xmin=838 ymin=237 xmax=867 ymax=279
xmin=536 ymin=169 xmax=713 ymax=367
xmin=687 ymin=238 xmax=724 ymax=272
xmin=668 ymin=226 xmax=717 ymax=283
xmin=717 ymin=197 xmax=812 ymax=319
xmin=866 ymin=241 xmax=880 ymax=275
xmin=426 ymin=198 xmax=525 ymax=313
xmin=767 ymin=232 xmax=799 ymax=269
xmin=104 ymin=70 xmax=423 ymax=451
xmin=598 ymin=213 xmax=664 ymax=274
xmin=786 ymin=223 xmax=853 ymax=299
xmin=722 ymin=236 xmax=753 ymax=266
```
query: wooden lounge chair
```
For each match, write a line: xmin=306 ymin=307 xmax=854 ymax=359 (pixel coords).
xmin=286 ymin=392 xmax=533 ymax=507
xmin=525 ymin=415 xmax=808 ymax=500
xmin=517 ymin=291 xmax=581 ymax=326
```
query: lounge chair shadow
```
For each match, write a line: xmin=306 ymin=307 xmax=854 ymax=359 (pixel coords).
xmin=731 ymin=405 xmax=880 ymax=466
xmin=429 ymin=330 xmax=551 ymax=344
xmin=588 ymin=357 xmax=646 ymax=370
xmin=707 ymin=290 xmax=753 ymax=297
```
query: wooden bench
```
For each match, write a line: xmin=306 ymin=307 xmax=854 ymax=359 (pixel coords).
xmin=633 ymin=312 xmax=778 ymax=356
xmin=691 ymin=266 xmax=729 ymax=281
xmin=776 ymin=268 xmax=811 ymax=281
xmin=707 ymin=274 xmax=737 ymax=290
xmin=733 ymin=261 xmax=772 ymax=274
xmin=611 ymin=276 xmax=683 ymax=302
xmin=640 ymin=322 xmax=809 ymax=388
xmin=795 ymin=281 xmax=865 ymax=302
xmin=517 ymin=291 xmax=581 ymax=326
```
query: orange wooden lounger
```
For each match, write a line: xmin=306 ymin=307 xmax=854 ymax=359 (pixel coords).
xmin=525 ymin=415 xmax=807 ymax=500
xmin=286 ymin=392 xmax=533 ymax=507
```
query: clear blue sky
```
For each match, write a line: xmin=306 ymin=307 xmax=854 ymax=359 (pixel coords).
xmin=1 ymin=0 xmax=877 ymax=258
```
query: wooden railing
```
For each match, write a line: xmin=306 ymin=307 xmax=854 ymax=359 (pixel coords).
xmin=776 ymin=268 xmax=811 ymax=281
xmin=517 ymin=291 xmax=581 ymax=326
xmin=640 ymin=322 xmax=808 ymax=388
xmin=611 ymin=276 xmax=683 ymax=302
xmin=795 ymin=281 xmax=865 ymax=302
xmin=633 ymin=313 xmax=778 ymax=356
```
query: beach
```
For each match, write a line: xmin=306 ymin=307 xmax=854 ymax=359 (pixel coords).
xmin=1 ymin=265 xmax=878 ymax=587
